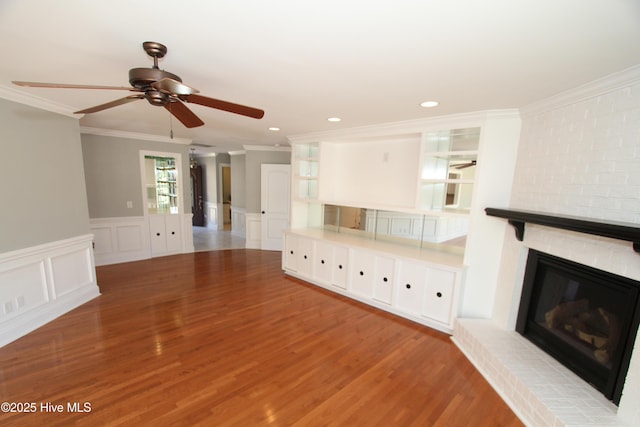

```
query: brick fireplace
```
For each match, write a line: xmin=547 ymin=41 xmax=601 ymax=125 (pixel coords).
xmin=453 ymin=65 xmax=640 ymax=426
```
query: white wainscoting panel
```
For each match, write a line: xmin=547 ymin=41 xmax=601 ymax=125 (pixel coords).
xmin=90 ymin=217 xmax=149 ymax=266
xmin=182 ymin=213 xmax=194 ymax=253
xmin=245 ymin=213 xmax=261 ymax=249
xmin=0 ymin=234 xmax=100 ymax=347
xmin=232 ymin=207 xmax=247 ymax=237
xmin=205 ymin=202 xmax=218 ymax=229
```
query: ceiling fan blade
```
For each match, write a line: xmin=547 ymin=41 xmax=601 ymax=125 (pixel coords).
xmin=454 ymin=160 xmax=477 ymax=169
xmin=75 ymin=95 xmax=144 ymax=114
xmin=151 ymin=78 xmax=199 ymax=96
xmin=165 ymin=100 xmax=205 ymax=128
xmin=13 ymin=81 xmax=135 ymax=91
xmin=184 ymin=94 xmax=264 ymax=119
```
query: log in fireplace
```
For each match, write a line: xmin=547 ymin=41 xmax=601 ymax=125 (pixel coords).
xmin=516 ymin=250 xmax=640 ymax=404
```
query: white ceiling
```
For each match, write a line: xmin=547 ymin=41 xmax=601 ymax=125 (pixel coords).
xmin=1 ymin=0 xmax=639 ymax=154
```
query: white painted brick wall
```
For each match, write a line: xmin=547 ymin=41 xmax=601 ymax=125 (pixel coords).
xmin=484 ymin=67 xmax=640 ymax=426
xmin=512 ymin=83 xmax=640 ymax=224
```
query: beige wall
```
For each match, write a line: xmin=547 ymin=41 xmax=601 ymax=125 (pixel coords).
xmin=0 ymin=99 xmax=90 ymax=253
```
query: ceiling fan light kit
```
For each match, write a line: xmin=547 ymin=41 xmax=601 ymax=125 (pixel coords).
xmin=12 ymin=41 xmax=264 ymax=129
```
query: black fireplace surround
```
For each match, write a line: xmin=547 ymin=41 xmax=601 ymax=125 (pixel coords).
xmin=516 ymin=250 xmax=640 ymax=404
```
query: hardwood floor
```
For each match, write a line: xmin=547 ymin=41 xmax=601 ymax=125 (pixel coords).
xmin=0 ymin=250 xmax=523 ymax=426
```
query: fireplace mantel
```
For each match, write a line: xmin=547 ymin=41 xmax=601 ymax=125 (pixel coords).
xmin=485 ymin=208 xmax=640 ymax=253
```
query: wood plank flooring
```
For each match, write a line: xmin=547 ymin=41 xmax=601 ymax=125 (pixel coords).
xmin=0 ymin=250 xmax=523 ymax=426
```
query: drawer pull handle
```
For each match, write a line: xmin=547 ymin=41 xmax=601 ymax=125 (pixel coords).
xmin=321 ymin=260 xmax=325 ymax=264
xmin=156 ymin=233 xmax=161 ymax=236
xmin=359 ymin=271 xmax=364 ymax=276
xmin=338 ymin=265 xmax=343 ymax=269
xmin=290 ymin=250 xmax=294 ymax=255
xmin=436 ymin=292 xmax=442 ymax=298
xmin=304 ymin=255 xmax=307 ymax=259
xmin=406 ymin=284 xmax=411 ymax=289
xmin=383 ymin=277 xmax=388 ymax=282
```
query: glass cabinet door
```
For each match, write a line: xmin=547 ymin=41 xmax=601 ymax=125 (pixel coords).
xmin=145 ymin=155 xmax=179 ymax=214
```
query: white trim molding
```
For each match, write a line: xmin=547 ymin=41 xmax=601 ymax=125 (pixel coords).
xmin=520 ymin=64 xmax=640 ymax=117
xmin=0 ymin=234 xmax=100 ymax=347
xmin=80 ymin=126 xmax=192 ymax=145
xmin=0 ymin=84 xmax=79 ymax=118
xmin=245 ymin=213 xmax=262 ymax=249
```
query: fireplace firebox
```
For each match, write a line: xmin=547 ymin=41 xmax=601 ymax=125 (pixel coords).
xmin=516 ymin=250 xmax=640 ymax=404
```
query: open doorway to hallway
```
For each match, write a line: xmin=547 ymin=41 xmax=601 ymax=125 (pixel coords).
xmin=190 ymin=155 xmax=244 ymax=251
xmin=192 ymin=226 xmax=245 ymax=251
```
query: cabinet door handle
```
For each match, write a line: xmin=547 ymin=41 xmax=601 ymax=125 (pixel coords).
xmin=171 ymin=231 xmax=175 ymax=235
xmin=359 ymin=271 xmax=364 ymax=276
xmin=406 ymin=284 xmax=411 ymax=289
xmin=156 ymin=232 xmax=161 ymax=236
xmin=338 ymin=265 xmax=343 ymax=269
xmin=304 ymin=255 xmax=307 ymax=259
xmin=436 ymin=292 xmax=442 ymax=298
xmin=321 ymin=259 xmax=325 ymax=264
xmin=290 ymin=250 xmax=294 ymax=255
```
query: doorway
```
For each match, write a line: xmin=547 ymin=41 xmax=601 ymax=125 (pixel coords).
xmin=221 ymin=164 xmax=231 ymax=230
xmin=190 ymin=165 xmax=204 ymax=226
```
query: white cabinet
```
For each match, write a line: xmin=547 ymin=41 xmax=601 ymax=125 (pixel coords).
xmin=149 ymin=214 xmax=182 ymax=256
xmin=373 ymin=255 xmax=394 ymax=305
xmin=333 ymin=246 xmax=349 ymax=289
xmin=314 ymin=241 xmax=349 ymax=289
xmin=396 ymin=261 xmax=428 ymax=316
xmin=314 ymin=240 xmax=334 ymax=285
xmin=283 ymin=234 xmax=313 ymax=278
xmin=350 ymin=250 xmax=376 ymax=298
xmin=424 ymin=268 xmax=456 ymax=324
xmin=396 ymin=260 xmax=458 ymax=326
xmin=351 ymin=251 xmax=395 ymax=304
xmin=283 ymin=231 xmax=462 ymax=333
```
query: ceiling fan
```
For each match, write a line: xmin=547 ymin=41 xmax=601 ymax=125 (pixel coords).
xmin=12 ymin=41 xmax=264 ymax=128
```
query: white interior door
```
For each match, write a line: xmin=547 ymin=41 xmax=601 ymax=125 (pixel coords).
xmin=261 ymin=164 xmax=291 ymax=251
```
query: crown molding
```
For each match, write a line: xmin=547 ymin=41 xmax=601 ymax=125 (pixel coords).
xmin=80 ymin=126 xmax=192 ymax=145
xmin=243 ymin=144 xmax=291 ymax=152
xmin=287 ymin=109 xmax=520 ymax=144
xmin=0 ymin=84 xmax=80 ymax=118
xmin=520 ymin=64 xmax=640 ymax=117
xmin=228 ymin=150 xmax=246 ymax=156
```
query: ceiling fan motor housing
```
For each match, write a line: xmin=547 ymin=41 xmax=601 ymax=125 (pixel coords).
xmin=129 ymin=67 xmax=182 ymax=106
xmin=129 ymin=68 xmax=182 ymax=90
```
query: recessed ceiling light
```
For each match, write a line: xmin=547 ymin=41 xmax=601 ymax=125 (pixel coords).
xmin=269 ymin=127 xmax=280 ymax=131
xmin=420 ymin=101 xmax=439 ymax=108
xmin=328 ymin=117 xmax=341 ymax=122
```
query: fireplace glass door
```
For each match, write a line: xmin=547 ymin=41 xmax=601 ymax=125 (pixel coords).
xmin=516 ymin=250 xmax=640 ymax=404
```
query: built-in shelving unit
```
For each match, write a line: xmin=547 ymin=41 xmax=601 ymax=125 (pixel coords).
xmin=485 ymin=207 xmax=640 ymax=253
xmin=419 ymin=127 xmax=479 ymax=212
xmin=293 ymin=142 xmax=319 ymax=201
